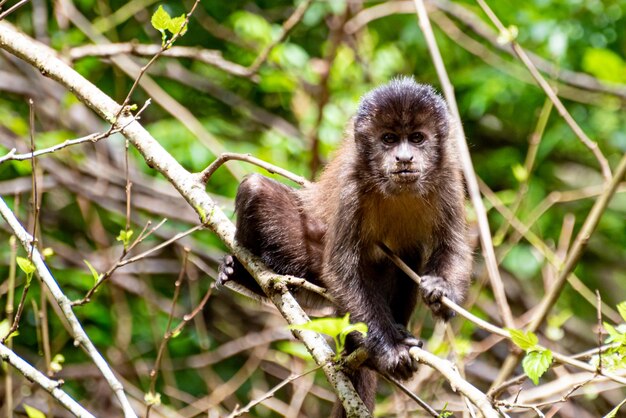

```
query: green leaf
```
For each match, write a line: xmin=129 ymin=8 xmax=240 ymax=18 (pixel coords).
xmin=276 ymin=341 xmax=313 ymax=361
xmin=0 ymin=319 xmax=18 ymax=342
xmin=23 ymin=404 xmax=46 ymax=418
xmin=617 ymin=301 xmax=626 ymax=323
xmin=522 ymin=349 xmax=553 ymax=385
xmin=511 ymin=163 xmax=528 ymax=183
xmin=116 ymin=229 xmax=134 ymax=250
xmin=507 ymin=328 xmax=539 ymax=350
xmin=83 ymin=260 xmax=100 ymax=284
xmin=582 ymin=48 xmax=626 ymax=84
xmin=605 ymin=398 xmax=626 ymax=418
xmin=290 ymin=313 xmax=367 ymax=355
xmin=290 ymin=317 xmax=346 ymax=338
xmin=50 ymin=354 xmax=65 ymax=373
xmin=603 ymin=322 xmax=626 ymax=344
xmin=16 ymin=256 xmax=35 ymax=275
xmin=151 ymin=5 xmax=171 ymax=32
xmin=168 ymin=14 xmax=188 ymax=36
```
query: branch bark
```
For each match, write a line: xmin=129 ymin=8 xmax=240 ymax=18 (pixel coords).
xmin=0 ymin=21 xmax=369 ymax=418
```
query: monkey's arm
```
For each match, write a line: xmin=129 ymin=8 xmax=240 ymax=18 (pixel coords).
xmin=324 ymin=205 xmax=420 ymax=380
xmin=421 ymin=212 xmax=472 ymax=320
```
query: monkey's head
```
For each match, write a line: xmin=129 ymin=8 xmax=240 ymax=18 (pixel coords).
xmin=354 ymin=76 xmax=450 ymax=196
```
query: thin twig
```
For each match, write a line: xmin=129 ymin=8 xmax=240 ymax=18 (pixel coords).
xmin=381 ymin=374 xmax=439 ymax=418
xmin=491 ymin=152 xmax=626 ymax=388
xmin=226 ymin=365 xmax=322 ymax=418
xmin=146 ymin=250 xmax=189 ymax=418
xmin=379 ymin=243 xmax=626 ymax=386
xmin=596 ymin=290 xmax=602 ymax=373
xmin=0 ymin=342 xmax=97 ymax=418
xmin=4 ymin=232 xmax=17 ymax=418
xmin=197 ymin=152 xmax=309 ymax=186
xmin=73 ymin=221 xmax=202 ymax=307
xmin=69 ymin=43 xmax=253 ymax=79
xmin=246 ymin=0 xmax=313 ymax=75
xmin=413 ymin=0 xmax=515 ymax=329
xmin=0 ymin=99 xmax=151 ymax=164
xmin=474 ymin=0 xmax=611 ymax=182
xmin=0 ymin=0 xmax=29 ymax=20
xmin=493 ymin=99 xmax=552 ymax=244
xmin=0 ymin=197 xmax=138 ymax=418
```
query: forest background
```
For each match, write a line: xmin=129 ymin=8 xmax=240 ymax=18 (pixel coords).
xmin=0 ymin=0 xmax=625 ymax=417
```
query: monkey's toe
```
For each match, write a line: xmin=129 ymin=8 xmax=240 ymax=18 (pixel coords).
xmin=217 ymin=255 xmax=236 ymax=286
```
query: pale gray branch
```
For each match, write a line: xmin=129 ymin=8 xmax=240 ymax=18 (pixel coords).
xmin=0 ymin=342 xmax=96 ymax=418
xmin=0 ymin=20 xmax=369 ymax=418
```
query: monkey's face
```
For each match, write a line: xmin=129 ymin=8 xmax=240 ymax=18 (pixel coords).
xmin=354 ymin=77 xmax=450 ymax=196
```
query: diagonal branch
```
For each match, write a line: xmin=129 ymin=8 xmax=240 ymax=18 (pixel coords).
xmin=412 ymin=0 xmax=515 ymax=329
xmin=0 ymin=197 xmax=138 ymax=418
xmin=0 ymin=20 xmax=369 ymax=418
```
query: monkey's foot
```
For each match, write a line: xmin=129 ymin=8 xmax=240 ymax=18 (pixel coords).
xmin=368 ymin=327 xmax=422 ymax=380
xmin=420 ymin=275 xmax=455 ymax=320
xmin=217 ymin=255 xmax=236 ymax=287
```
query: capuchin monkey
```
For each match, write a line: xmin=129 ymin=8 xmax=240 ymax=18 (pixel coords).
xmin=218 ymin=76 xmax=472 ymax=417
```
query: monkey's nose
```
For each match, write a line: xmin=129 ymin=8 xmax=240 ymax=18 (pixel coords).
xmin=395 ymin=154 xmax=414 ymax=163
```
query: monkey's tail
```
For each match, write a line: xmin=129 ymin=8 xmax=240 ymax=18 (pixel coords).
xmin=330 ymin=368 xmax=377 ymax=418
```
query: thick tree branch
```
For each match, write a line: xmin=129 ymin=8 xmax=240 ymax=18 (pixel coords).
xmin=0 ymin=21 xmax=369 ymax=418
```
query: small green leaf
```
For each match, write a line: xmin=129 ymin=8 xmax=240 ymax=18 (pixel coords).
xmin=511 ymin=163 xmax=528 ymax=183
xmin=129 ymin=104 xmax=138 ymax=111
xmin=0 ymin=319 xmax=18 ymax=342
xmin=42 ymin=247 xmax=54 ymax=258
xmin=50 ymin=353 xmax=65 ymax=373
xmin=437 ymin=402 xmax=453 ymax=417
xmin=170 ymin=329 xmax=182 ymax=339
xmin=16 ymin=256 xmax=36 ymax=275
xmin=604 ymin=397 xmax=626 ymax=418
xmin=83 ymin=260 xmax=100 ymax=284
xmin=507 ymin=328 xmax=539 ymax=350
xmin=276 ymin=341 xmax=313 ymax=361
xmin=23 ymin=404 xmax=46 ymax=418
xmin=603 ymin=322 xmax=626 ymax=344
xmin=151 ymin=5 xmax=171 ymax=32
xmin=168 ymin=14 xmax=188 ymax=36
xmin=617 ymin=301 xmax=626 ymax=323
xmin=116 ymin=229 xmax=134 ymax=250
xmin=144 ymin=391 xmax=161 ymax=406
xmin=291 ymin=314 xmax=367 ymax=357
xmin=522 ymin=349 xmax=553 ymax=385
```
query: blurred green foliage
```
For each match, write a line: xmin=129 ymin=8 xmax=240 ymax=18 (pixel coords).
xmin=0 ymin=0 xmax=625 ymax=416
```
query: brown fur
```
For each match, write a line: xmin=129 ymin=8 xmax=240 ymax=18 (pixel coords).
xmin=219 ymin=77 xmax=472 ymax=417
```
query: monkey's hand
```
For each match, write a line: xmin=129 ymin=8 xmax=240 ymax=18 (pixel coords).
xmin=420 ymin=275 xmax=456 ymax=320
xmin=366 ymin=326 xmax=422 ymax=380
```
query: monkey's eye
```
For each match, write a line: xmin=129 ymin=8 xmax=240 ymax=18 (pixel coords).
xmin=381 ymin=133 xmax=399 ymax=144
xmin=409 ymin=132 xmax=426 ymax=144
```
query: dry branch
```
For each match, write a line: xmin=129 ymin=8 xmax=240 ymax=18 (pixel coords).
xmin=0 ymin=20 xmax=370 ymax=418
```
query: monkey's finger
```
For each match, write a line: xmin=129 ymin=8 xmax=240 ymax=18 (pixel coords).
xmin=402 ymin=336 xmax=422 ymax=347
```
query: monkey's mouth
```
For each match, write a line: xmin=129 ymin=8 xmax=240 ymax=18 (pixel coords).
xmin=390 ymin=169 xmax=419 ymax=182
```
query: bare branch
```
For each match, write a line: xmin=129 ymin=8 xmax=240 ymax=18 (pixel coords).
xmin=0 ymin=197 xmax=138 ymax=418
xmin=412 ymin=0 xmax=515 ymax=329
xmin=0 ymin=342 xmax=97 ymax=418
xmin=0 ymin=21 xmax=369 ymax=417
xmin=69 ymin=43 xmax=254 ymax=80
